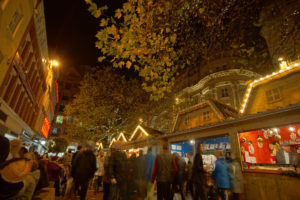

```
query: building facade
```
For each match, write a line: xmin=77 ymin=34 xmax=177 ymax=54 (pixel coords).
xmin=51 ymin=66 xmax=82 ymax=136
xmin=0 ymin=0 xmax=55 ymax=149
xmin=176 ymin=69 xmax=260 ymax=111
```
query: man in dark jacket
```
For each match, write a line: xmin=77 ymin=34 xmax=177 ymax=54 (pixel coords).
xmin=72 ymin=147 xmax=96 ymax=200
xmin=108 ymin=141 xmax=128 ymax=200
xmin=152 ymin=142 xmax=177 ymax=200
xmin=276 ymin=142 xmax=300 ymax=165
xmin=192 ymin=143 xmax=208 ymax=200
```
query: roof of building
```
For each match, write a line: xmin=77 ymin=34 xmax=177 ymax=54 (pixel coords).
xmin=172 ymin=99 xmax=238 ymax=132
xmin=239 ymin=60 xmax=300 ymax=114
xmin=129 ymin=124 xmax=165 ymax=142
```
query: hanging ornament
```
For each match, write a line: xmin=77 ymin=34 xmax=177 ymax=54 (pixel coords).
xmin=242 ymin=137 xmax=247 ymax=143
xmin=275 ymin=134 xmax=281 ymax=140
xmin=257 ymin=135 xmax=263 ymax=148
xmin=297 ymin=129 xmax=300 ymax=136
xmin=248 ymin=140 xmax=255 ymax=154
xmin=263 ymin=130 xmax=269 ymax=139
xmin=290 ymin=132 xmax=296 ymax=140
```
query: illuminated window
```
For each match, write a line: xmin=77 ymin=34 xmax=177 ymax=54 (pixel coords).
xmin=221 ymin=88 xmax=229 ymax=97
xmin=184 ymin=116 xmax=190 ymax=126
xmin=203 ymin=111 xmax=211 ymax=121
xmin=56 ymin=115 xmax=63 ymax=124
xmin=59 ymin=105 xmax=65 ymax=112
xmin=9 ymin=9 xmax=23 ymax=35
xmin=266 ymin=88 xmax=281 ymax=103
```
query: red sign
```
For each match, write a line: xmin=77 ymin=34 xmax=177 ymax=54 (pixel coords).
xmin=41 ymin=115 xmax=50 ymax=138
xmin=55 ymin=80 xmax=59 ymax=103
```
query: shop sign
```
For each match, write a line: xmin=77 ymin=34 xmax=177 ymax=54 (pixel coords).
xmin=41 ymin=115 xmax=50 ymax=139
xmin=0 ymin=123 xmax=8 ymax=135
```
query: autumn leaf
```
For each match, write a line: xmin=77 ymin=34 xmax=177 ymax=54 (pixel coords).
xmin=126 ymin=61 xmax=132 ymax=69
xmin=100 ymin=18 xmax=107 ymax=27
xmin=115 ymin=9 xmax=122 ymax=19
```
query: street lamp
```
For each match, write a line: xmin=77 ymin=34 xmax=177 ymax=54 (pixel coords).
xmin=50 ymin=60 xmax=59 ymax=68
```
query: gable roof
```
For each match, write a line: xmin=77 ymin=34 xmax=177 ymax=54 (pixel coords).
xmin=172 ymin=99 xmax=238 ymax=132
xmin=129 ymin=124 xmax=164 ymax=141
xmin=239 ymin=60 xmax=300 ymax=114
xmin=116 ymin=132 xmax=128 ymax=142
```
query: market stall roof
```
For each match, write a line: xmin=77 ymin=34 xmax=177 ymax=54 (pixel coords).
xmin=172 ymin=99 xmax=238 ymax=132
xmin=117 ymin=132 xmax=128 ymax=142
xmin=129 ymin=124 xmax=164 ymax=142
xmin=239 ymin=59 xmax=300 ymax=115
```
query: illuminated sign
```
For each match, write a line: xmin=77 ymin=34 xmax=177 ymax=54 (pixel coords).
xmin=41 ymin=115 xmax=50 ymax=139
xmin=55 ymin=80 xmax=59 ymax=103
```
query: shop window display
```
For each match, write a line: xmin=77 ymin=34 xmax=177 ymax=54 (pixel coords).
xmin=239 ymin=123 xmax=300 ymax=170
xmin=198 ymin=137 xmax=231 ymax=172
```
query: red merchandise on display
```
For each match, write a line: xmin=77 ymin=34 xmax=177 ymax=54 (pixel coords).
xmin=239 ymin=124 xmax=300 ymax=165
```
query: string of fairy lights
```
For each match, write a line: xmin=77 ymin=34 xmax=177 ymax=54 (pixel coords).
xmin=239 ymin=58 xmax=300 ymax=114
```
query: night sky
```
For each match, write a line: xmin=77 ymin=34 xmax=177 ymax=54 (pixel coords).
xmin=44 ymin=0 xmax=122 ymax=68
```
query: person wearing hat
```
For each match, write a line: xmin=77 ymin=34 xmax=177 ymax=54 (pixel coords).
xmin=0 ymin=158 xmax=33 ymax=199
xmin=276 ymin=141 xmax=300 ymax=165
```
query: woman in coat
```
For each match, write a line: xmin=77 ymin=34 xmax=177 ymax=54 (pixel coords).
xmin=212 ymin=150 xmax=233 ymax=200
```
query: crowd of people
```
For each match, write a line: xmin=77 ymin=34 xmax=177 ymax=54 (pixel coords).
xmin=0 ymin=134 xmax=244 ymax=200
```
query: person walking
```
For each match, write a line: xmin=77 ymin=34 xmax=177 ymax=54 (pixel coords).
xmin=108 ymin=141 xmax=128 ymax=200
xmin=191 ymin=143 xmax=208 ymax=200
xmin=71 ymin=146 xmax=97 ymax=200
xmin=185 ymin=160 xmax=193 ymax=197
xmin=229 ymin=153 xmax=243 ymax=200
xmin=172 ymin=153 xmax=186 ymax=200
xmin=152 ymin=142 xmax=177 ymax=200
xmin=142 ymin=146 xmax=155 ymax=200
xmin=102 ymin=149 xmax=111 ymax=200
xmin=94 ymin=149 xmax=104 ymax=193
xmin=212 ymin=150 xmax=233 ymax=200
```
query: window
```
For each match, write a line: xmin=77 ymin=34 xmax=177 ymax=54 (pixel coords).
xmin=203 ymin=111 xmax=211 ymax=121
xmin=221 ymin=88 xmax=229 ymax=97
xmin=0 ymin=109 xmax=8 ymax=122
xmin=52 ymin=127 xmax=61 ymax=134
xmin=9 ymin=9 xmax=23 ymax=35
xmin=266 ymin=88 xmax=281 ymax=103
xmin=56 ymin=115 xmax=63 ymax=124
xmin=62 ymin=95 xmax=69 ymax=101
xmin=66 ymin=116 xmax=72 ymax=122
xmin=59 ymin=105 xmax=65 ymax=112
xmin=184 ymin=116 xmax=190 ymax=126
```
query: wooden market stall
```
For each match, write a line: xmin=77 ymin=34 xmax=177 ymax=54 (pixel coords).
xmin=122 ymin=124 xmax=165 ymax=155
xmin=164 ymin=60 xmax=300 ymax=200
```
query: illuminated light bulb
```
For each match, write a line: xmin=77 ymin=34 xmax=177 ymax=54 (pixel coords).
xmin=259 ymin=77 xmax=264 ymax=81
xmin=272 ymin=72 xmax=276 ymax=75
xmin=295 ymin=63 xmax=299 ymax=67
xmin=286 ymin=66 xmax=291 ymax=70
xmin=249 ymin=83 xmax=253 ymax=87
xmin=254 ymin=80 xmax=258 ymax=83
xmin=190 ymin=140 xmax=195 ymax=144
xmin=273 ymin=128 xmax=279 ymax=133
xmin=266 ymin=75 xmax=270 ymax=78
xmin=279 ymin=69 xmax=283 ymax=73
xmin=240 ymin=110 xmax=244 ymax=113
xmin=289 ymin=127 xmax=295 ymax=132
xmin=278 ymin=57 xmax=283 ymax=61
